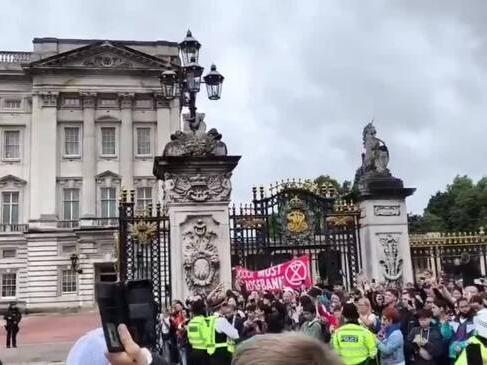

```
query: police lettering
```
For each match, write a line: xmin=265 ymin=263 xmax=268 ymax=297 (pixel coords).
xmin=341 ymin=335 xmax=359 ymax=343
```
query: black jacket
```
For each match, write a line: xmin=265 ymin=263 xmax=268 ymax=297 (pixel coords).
xmin=4 ymin=306 xmax=21 ymax=329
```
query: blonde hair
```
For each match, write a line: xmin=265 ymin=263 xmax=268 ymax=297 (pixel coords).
xmin=232 ymin=333 xmax=342 ymax=365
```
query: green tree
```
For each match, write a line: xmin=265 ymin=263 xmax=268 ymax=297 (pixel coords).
xmin=314 ymin=175 xmax=352 ymax=195
xmin=411 ymin=175 xmax=487 ymax=233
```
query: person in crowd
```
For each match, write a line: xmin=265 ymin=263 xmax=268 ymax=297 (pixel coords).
xmin=232 ymin=332 xmax=342 ymax=365
xmin=300 ymin=302 xmax=327 ymax=342
xmin=431 ymin=299 xmax=454 ymax=364
xmin=384 ymin=289 xmax=399 ymax=312
xmin=186 ymin=299 xmax=209 ymax=365
xmin=377 ymin=307 xmax=404 ymax=365
xmin=282 ymin=288 xmax=299 ymax=330
xmin=449 ymin=297 xmax=476 ymax=360
xmin=4 ymin=302 xmax=21 ymax=348
xmin=170 ymin=301 xmax=188 ymax=365
xmin=407 ymin=309 xmax=443 ymax=365
xmin=423 ymin=297 xmax=435 ymax=311
xmin=206 ymin=296 xmax=239 ymax=365
xmin=357 ymin=297 xmax=380 ymax=333
xmin=241 ymin=304 xmax=264 ymax=340
xmin=455 ymin=310 xmax=487 ymax=365
xmin=331 ymin=303 xmax=377 ymax=365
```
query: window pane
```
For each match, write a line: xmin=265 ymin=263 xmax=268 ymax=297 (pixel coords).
xmin=63 ymin=98 xmax=80 ymax=107
xmin=136 ymin=128 xmax=151 ymax=155
xmin=2 ymin=249 xmax=16 ymax=258
xmin=5 ymin=100 xmax=21 ymax=109
xmin=2 ymin=192 xmax=19 ymax=224
xmin=4 ymin=131 xmax=20 ymax=159
xmin=101 ymin=128 xmax=116 ymax=155
xmin=101 ymin=187 xmax=116 ymax=217
xmin=136 ymin=187 xmax=152 ymax=211
xmin=63 ymin=188 xmax=80 ymax=220
xmin=64 ymin=127 xmax=80 ymax=156
xmin=1 ymin=273 xmax=16 ymax=297
xmin=61 ymin=269 xmax=77 ymax=293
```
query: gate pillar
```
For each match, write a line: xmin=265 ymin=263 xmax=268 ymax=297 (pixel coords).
xmin=153 ymin=114 xmax=240 ymax=301
xmin=355 ymin=123 xmax=415 ymax=285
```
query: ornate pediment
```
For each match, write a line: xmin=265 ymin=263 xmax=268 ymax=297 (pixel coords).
xmin=0 ymin=175 xmax=27 ymax=187
xmin=24 ymin=41 xmax=175 ymax=72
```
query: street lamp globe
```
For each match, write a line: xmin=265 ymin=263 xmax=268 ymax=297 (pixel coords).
xmin=203 ymin=64 xmax=224 ymax=100
xmin=179 ymin=30 xmax=201 ymax=66
xmin=159 ymin=70 xmax=177 ymax=100
xmin=184 ymin=57 xmax=204 ymax=93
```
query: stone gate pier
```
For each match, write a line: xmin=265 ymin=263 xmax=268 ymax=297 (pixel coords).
xmin=153 ymin=114 xmax=240 ymax=300
xmin=354 ymin=123 xmax=416 ymax=285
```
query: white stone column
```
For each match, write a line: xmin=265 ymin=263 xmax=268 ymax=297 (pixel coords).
xmin=119 ymin=93 xmax=134 ymax=189
xmin=154 ymin=93 xmax=171 ymax=156
xmin=359 ymin=198 xmax=415 ymax=284
xmin=81 ymin=93 xmax=96 ymax=217
xmin=29 ymin=92 xmax=58 ymax=228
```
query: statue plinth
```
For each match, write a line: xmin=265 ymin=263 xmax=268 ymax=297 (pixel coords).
xmin=354 ymin=122 xmax=415 ymax=286
xmin=153 ymin=116 xmax=240 ymax=300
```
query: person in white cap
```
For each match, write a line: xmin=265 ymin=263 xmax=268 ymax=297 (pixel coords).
xmin=455 ymin=310 xmax=487 ymax=365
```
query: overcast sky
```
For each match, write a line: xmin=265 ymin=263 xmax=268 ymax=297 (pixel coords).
xmin=1 ymin=0 xmax=486 ymax=213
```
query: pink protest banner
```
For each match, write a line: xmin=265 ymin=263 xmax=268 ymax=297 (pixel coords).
xmin=234 ymin=255 xmax=312 ymax=292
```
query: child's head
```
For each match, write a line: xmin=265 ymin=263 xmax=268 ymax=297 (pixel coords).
xmin=417 ymin=309 xmax=433 ymax=328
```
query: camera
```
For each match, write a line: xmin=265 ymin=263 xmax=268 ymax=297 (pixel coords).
xmin=96 ymin=279 xmax=157 ymax=353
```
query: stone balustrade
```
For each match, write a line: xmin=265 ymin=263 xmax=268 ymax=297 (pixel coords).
xmin=0 ymin=51 xmax=32 ymax=63
xmin=0 ymin=224 xmax=29 ymax=233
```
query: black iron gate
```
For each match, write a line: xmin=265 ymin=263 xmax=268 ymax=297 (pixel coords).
xmin=118 ymin=190 xmax=172 ymax=332
xmin=230 ymin=180 xmax=361 ymax=289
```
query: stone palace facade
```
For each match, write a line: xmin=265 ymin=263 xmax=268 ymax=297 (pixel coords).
xmin=0 ymin=37 xmax=181 ymax=311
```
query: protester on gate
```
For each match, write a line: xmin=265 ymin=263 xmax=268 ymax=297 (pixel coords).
xmin=377 ymin=307 xmax=404 ymax=365
xmin=331 ymin=303 xmax=377 ymax=365
xmin=4 ymin=302 xmax=21 ymax=348
xmin=449 ymin=297 xmax=476 ymax=360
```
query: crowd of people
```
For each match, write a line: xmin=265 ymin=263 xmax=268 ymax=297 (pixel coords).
xmin=155 ymin=271 xmax=487 ymax=365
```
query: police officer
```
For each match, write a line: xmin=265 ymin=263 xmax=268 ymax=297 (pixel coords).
xmin=206 ymin=297 xmax=239 ymax=365
xmin=331 ymin=303 xmax=377 ymax=365
xmin=455 ymin=311 xmax=487 ymax=365
xmin=4 ymin=302 xmax=21 ymax=348
xmin=187 ymin=299 xmax=210 ymax=365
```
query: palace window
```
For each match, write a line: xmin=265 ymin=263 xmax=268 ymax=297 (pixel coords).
xmin=135 ymin=99 xmax=153 ymax=109
xmin=101 ymin=127 xmax=116 ymax=156
xmin=101 ymin=187 xmax=117 ymax=218
xmin=63 ymin=97 xmax=80 ymax=107
xmin=2 ymin=249 xmax=16 ymax=258
xmin=61 ymin=269 xmax=77 ymax=294
xmin=1 ymin=192 xmax=19 ymax=224
xmin=3 ymin=130 xmax=20 ymax=160
xmin=98 ymin=98 xmax=118 ymax=108
xmin=63 ymin=188 xmax=80 ymax=220
xmin=136 ymin=128 xmax=151 ymax=156
xmin=1 ymin=272 xmax=16 ymax=298
xmin=136 ymin=187 xmax=152 ymax=212
xmin=64 ymin=127 xmax=80 ymax=157
xmin=4 ymin=99 xmax=21 ymax=109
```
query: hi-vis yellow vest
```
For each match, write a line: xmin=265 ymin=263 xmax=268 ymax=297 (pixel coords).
xmin=331 ymin=323 xmax=378 ymax=365
xmin=187 ymin=316 xmax=210 ymax=350
xmin=455 ymin=336 xmax=487 ymax=365
xmin=206 ymin=315 xmax=234 ymax=355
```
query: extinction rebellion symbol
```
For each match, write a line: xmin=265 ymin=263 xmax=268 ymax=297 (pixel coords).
xmin=284 ymin=260 xmax=308 ymax=286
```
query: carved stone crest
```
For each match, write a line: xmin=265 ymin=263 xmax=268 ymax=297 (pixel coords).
xmin=164 ymin=172 xmax=232 ymax=203
xmin=374 ymin=205 xmax=400 ymax=216
xmin=378 ymin=234 xmax=403 ymax=284
xmin=83 ymin=54 xmax=133 ymax=68
xmin=182 ymin=219 xmax=220 ymax=293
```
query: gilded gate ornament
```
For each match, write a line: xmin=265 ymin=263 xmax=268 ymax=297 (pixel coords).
xmin=127 ymin=221 xmax=158 ymax=244
xmin=279 ymin=195 xmax=314 ymax=243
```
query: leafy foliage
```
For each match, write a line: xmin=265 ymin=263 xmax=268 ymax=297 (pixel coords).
xmin=408 ymin=175 xmax=487 ymax=233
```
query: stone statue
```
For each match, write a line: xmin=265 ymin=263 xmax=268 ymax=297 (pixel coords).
xmin=353 ymin=122 xmax=392 ymax=190
xmin=163 ymin=113 xmax=228 ymax=157
xmin=362 ymin=122 xmax=390 ymax=175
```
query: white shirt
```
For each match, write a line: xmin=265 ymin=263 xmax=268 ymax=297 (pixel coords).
xmin=215 ymin=315 xmax=239 ymax=340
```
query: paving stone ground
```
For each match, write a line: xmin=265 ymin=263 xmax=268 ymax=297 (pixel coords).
xmin=0 ymin=311 xmax=100 ymax=365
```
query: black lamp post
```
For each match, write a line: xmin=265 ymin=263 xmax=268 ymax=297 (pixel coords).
xmin=70 ymin=253 xmax=83 ymax=274
xmin=160 ymin=30 xmax=224 ymax=132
